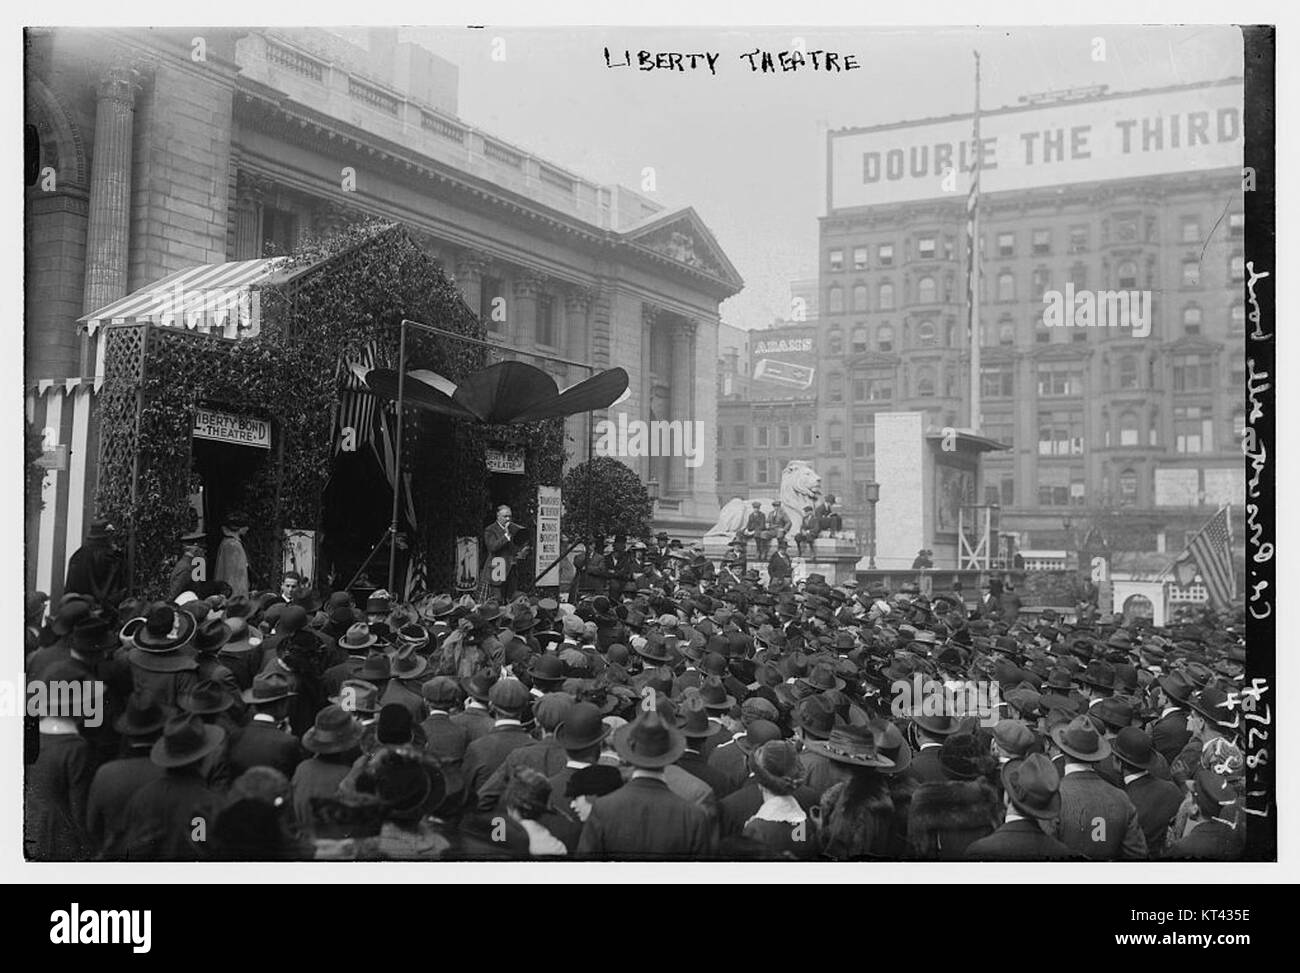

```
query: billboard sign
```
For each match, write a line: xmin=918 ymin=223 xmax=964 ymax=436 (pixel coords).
xmin=748 ymin=327 xmax=817 ymax=399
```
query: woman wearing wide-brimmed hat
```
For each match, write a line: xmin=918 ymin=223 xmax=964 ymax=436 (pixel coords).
xmin=807 ymin=726 xmax=897 ymax=860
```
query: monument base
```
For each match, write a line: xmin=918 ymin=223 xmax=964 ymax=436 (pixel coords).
xmin=702 ymin=534 xmax=861 ymax=585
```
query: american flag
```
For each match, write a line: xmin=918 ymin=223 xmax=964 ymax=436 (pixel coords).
xmin=334 ymin=340 xmax=382 ymax=456
xmin=1180 ymin=505 xmax=1236 ymax=610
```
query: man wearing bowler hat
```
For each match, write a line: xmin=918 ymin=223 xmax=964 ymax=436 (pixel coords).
xmin=1148 ymin=669 xmax=1195 ymax=764
xmin=965 ymin=754 xmax=1077 ymax=860
xmin=577 ymin=710 xmax=715 ymax=859
xmin=1112 ymin=726 xmax=1183 ymax=857
xmin=1052 ymin=715 xmax=1148 ymax=860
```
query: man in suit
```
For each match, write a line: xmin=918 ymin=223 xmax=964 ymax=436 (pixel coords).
xmin=450 ymin=671 xmax=496 ymax=742
xmin=768 ymin=537 xmax=793 ymax=583
xmin=908 ymin=715 xmax=961 ymax=785
xmin=1113 ymin=726 xmax=1183 ymax=857
xmin=577 ymin=711 xmax=715 ymax=859
xmin=461 ymin=677 xmax=534 ymax=810
xmin=228 ymin=672 xmax=303 ymax=779
xmin=421 ymin=676 xmax=471 ymax=807
xmin=1052 ymin=716 xmax=1148 ymax=860
xmin=597 ymin=535 xmax=636 ymax=600
xmin=1165 ymin=769 xmax=1243 ymax=860
xmin=86 ymin=695 xmax=166 ymax=858
xmin=482 ymin=505 xmax=526 ymax=601
xmin=975 ymin=579 xmax=1005 ymax=621
xmin=743 ymin=502 xmax=769 ymax=560
xmin=966 ymin=754 xmax=1078 ymax=860
xmin=1149 ymin=671 xmax=1196 ymax=765
xmin=675 ymin=701 xmax=731 ymax=798
xmin=649 ymin=531 xmax=673 ymax=572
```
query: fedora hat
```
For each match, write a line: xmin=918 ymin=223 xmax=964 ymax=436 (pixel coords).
xmin=636 ymin=634 xmax=675 ymax=664
xmin=242 ymin=671 xmax=297 ymax=706
xmin=178 ymin=679 xmax=235 ymax=716
xmin=555 ymin=701 xmax=610 ymax=752
xmin=798 ymin=662 xmax=846 ymax=693
xmin=150 ymin=714 xmax=225 ymax=768
xmin=613 ymin=710 xmax=687 ymax=769
xmin=697 ymin=676 xmax=736 ymax=713
xmin=1188 ymin=686 xmax=1239 ymax=731
xmin=425 ymin=593 xmax=456 ymax=619
xmin=1158 ymin=669 xmax=1197 ymax=704
xmin=676 ymin=698 xmax=725 ymax=739
xmin=792 ymin=695 xmax=841 ymax=740
xmin=1112 ymin=726 xmax=1161 ymax=772
xmin=913 ymin=713 xmax=962 ymax=737
xmin=220 ymin=617 xmax=256 ymax=653
xmin=1090 ymin=696 xmax=1135 ymax=732
xmin=192 ymin=617 xmax=233 ymax=654
xmin=340 ymin=623 xmax=378 ymax=653
xmin=133 ymin=605 xmax=196 ymax=652
xmin=391 ymin=650 xmax=429 ymax=682
xmin=302 ymin=704 xmax=365 ymax=754
xmin=462 ymin=669 xmax=494 ymax=704
xmin=71 ymin=616 xmax=118 ymax=655
xmin=332 ymin=679 xmax=381 ymax=715
xmin=113 ymin=695 xmax=168 ymax=737
xmin=1001 ymin=753 xmax=1062 ymax=820
xmin=1050 ymin=715 xmax=1112 ymax=762
xmin=806 ymin=726 xmax=896 ymax=769
xmin=1078 ymin=660 xmax=1115 ymax=691
xmin=356 ymin=654 xmax=391 ymax=683
xmin=867 ymin=717 xmax=913 ymax=774
xmin=530 ymin=653 xmax=566 ymax=688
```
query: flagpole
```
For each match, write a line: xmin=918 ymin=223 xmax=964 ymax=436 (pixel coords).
xmin=387 ymin=318 xmax=408 ymax=595
xmin=969 ymin=50 xmax=982 ymax=433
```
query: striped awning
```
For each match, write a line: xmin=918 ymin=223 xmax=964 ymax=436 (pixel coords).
xmin=78 ymin=257 xmax=288 ymax=339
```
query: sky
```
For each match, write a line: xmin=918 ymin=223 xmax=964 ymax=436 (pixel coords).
xmin=402 ymin=26 xmax=1243 ymax=330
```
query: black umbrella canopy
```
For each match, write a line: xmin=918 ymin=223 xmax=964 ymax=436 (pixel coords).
xmin=357 ymin=360 xmax=629 ymax=424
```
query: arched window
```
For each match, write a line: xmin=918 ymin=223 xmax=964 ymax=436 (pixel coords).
xmin=851 ymin=326 xmax=868 ymax=354
xmin=1117 ymin=260 xmax=1138 ymax=289
xmin=1119 ymin=355 xmax=1139 ymax=390
xmin=877 ymin=324 xmax=894 ymax=352
xmin=997 ymin=271 xmax=1015 ymax=301
xmin=827 ymin=285 xmax=844 ymax=314
xmin=1123 ymin=594 xmax=1154 ymax=623
xmin=879 ymin=281 xmax=895 ymax=311
xmin=1119 ymin=411 xmax=1140 ymax=447
xmin=1118 ymin=468 xmax=1138 ymax=506
xmin=917 ymin=276 xmax=937 ymax=303
xmin=852 ymin=283 xmax=868 ymax=312
xmin=915 ymin=366 xmax=936 ymax=398
xmin=917 ymin=320 xmax=937 ymax=347
xmin=828 ymin=328 xmax=843 ymax=355
xmin=1183 ymin=305 xmax=1202 ymax=334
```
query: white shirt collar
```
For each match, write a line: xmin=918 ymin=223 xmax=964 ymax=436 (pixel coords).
xmin=1123 ymin=771 xmax=1148 ymax=784
xmin=749 ymin=793 xmax=806 ymax=824
xmin=1004 ymin=810 xmax=1028 ymax=823
xmin=566 ymin=759 xmax=591 ymax=770
xmin=1063 ymin=761 xmax=1092 ymax=775
xmin=494 ymin=718 xmax=522 ymax=728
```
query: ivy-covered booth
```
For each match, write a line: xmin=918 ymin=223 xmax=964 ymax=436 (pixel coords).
xmin=93 ymin=222 xmax=565 ymax=599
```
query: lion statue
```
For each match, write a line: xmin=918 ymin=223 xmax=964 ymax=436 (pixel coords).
xmin=705 ymin=460 xmax=822 ymax=539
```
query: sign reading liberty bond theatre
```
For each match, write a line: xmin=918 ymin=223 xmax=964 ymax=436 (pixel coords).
xmin=829 ymin=80 xmax=1244 ymax=210
xmin=192 ymin=406 xmax=271 ymax=449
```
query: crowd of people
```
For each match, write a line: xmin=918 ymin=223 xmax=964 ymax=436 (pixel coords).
xmin=24 ymin=518 xmax=1251 ymax=862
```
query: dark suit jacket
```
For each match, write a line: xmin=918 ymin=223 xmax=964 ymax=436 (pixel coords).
xmin=577 ymin=776 xmax=714 ymax=859
xmin=483 ymin=522 xmax=520 ymax=574
xmin=768 ymin=553 xmax=792 ymax=580
xmin=450 ymin=705 xmax=495 ymax=743
xmin=965 ymin=818 xmax=1079 ymax=860
xmin=228 ymin=718 xmax=304 ymax=779
xmin=1150 ymin=710 xmax=1192 ymax=764
xmin=1125 ymin=772 xmax=1184 ymax=856
xmin=676 ymin=749 xmax=728 ymax=798
xmin=461 ymin=723 xmax=534 ymax=808
xmin=1165 ymin=820 xmax=1243 ymax=861
xmin=1057 ymin=769 xmax=1149 ymax=860
xmin=907 ymin=745 xmax=948 ymax=785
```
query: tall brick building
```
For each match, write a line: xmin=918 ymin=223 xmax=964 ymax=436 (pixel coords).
xmin=812 ymin=79 xmax=1246 ymax=567
xmin=24 ymin=27 xmax=741 ymax=597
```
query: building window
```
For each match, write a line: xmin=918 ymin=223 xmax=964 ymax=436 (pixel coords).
xmin=1035 ymin=330 xmax=1050 ymax=344
xmin=1229 ymin=212 xmax=1244 ymax=238
xmin=734 ymin=425 xmax=747 ymax=447
xmin=1182 ymin=261 xmax=1201 ymax=287
xmin=828 ymin=421 xmax=843 ymax=454
xmin=801 ymin=424 xmax=815 ymax=446
xmin=1032 ymin=228 xmax=1051 ymax=255
xmin=1116 ymin=218 xmax=1139 ymax=243
xmin=878 ymin=243 xmax=894 ymax=266
xmin=1174 ymin=405 xmax=1213 ymax=453
xmin=1229 ymin=253 xmax=1244 ymax=282
xmin=915 ymin=366 xmax=936 ymax=398
xmin=1031 ymin=267 xmax=1051 ymax=300
xmin=918 ymin=235 xmax=936 ymax=259
xmin=853 ymin=425 xmax=872 ymax=459
xmin=877 ymin=324 xmax=894 ymax=352
xmin=1182 ymin=305 xmax=1202 ymax=335
xmin=756 ymin=426 xmax=770 ymax=448
xmin=261 ymin=206 xmax=298 ymax=255
xmin=1068 ymin=225 xmax=1089 ymax=254
xmin=852 ymin=283 xmax=868 ymax=312
xmin=997 ymin=232 xmax=1015 ymax=257
xmin=879 ymin=282 xmax=895 ymax=310
xmin=1119 ymin=410 xmax=1141 ymax=447
xmin=1232 ymin=409 xmax=1246 ymax=438
xmin=917 ymin=320 xmax=937 ymax=347
xmin=535 ymin=293 xmax=557 ymax=345
xmin=829 ymin=249 xmax=843 ymax=272
xmin=732 ymin=459 xmax=745 ymax=482
xmin=1037 ymin=411 xmax=1084 ymax=456
xmin=1229 ymin=303 xmax=1245 ymax=333
xmin=851 ymin=377 xmax=867 ymax=402
xmin=1181 ymin=217 xmax=1201 ymax=243
xmin=983 ymin=418 xmax=1014 ymax=449
xmin=480 ymin=276 xmax=504 ymax=331
xmin=853 ymin=246 xmax=868 ymax=270
xmin=1118 ymin=468 xmax=1138 ymax=506
xmin=999 ymin=321 xmax=1015 ymax=346
xmin=980 ymin=365 xmax=1015 ymax=399
xmin=1069 ymin=262 xmax=1088 ymax=290
xmin=1036 ymin=465 xmax=1085 ymax=506
xmin=827 ymin=285 xmax=844 ymax=314
xmin=827 ymin=373 xmax=843 ymax=403
xmin=1118 ymin=261 xmax=1139 ymax=290
xmin=997 ymin=271 xmax=1015 ymax=302
xmin=755 ymin=459 xmax=769 ymax=484
xmin=1037 ymin=362 xmax=1083 ymax=397
xmin=917 ymin=276 xmax=937 ymax=304
xmin=867 ymin=376 xmax=893 ymax=400
xmin=828 ymin=328 xmax=843 ymax=355
xmin=851 ymin=326 xmax=868 ymax=354
xmin=1172 ymin=354 xmax=1213 ymax=391
xmin=1119 ymin=355 xmax=1139 ymax=390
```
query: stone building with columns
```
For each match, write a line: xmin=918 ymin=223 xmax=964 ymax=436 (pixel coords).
xmin=24 ymin=26 xmax=742 ymax=597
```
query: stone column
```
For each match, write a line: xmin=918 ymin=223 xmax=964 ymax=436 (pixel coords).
xmin=232 ymin=170 xmax=269 ymax=260
xmin=669 ymin=316 xmax=697 ymax=496
xmin=564 ymin=286 xmax=594 ymax=455
xmin=511 ymin=270 xmax=544 ymax=346
xmin=455 ymin=249 xmax=490 ymax=320
xmin=82 ymin=59 xmax=141 ymax=316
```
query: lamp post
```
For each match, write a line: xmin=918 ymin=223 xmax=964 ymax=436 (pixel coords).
xmin=647 ymin=476 xmax=660 ymax=527
xmin=864 ymin=480 xmax=880 ymax=570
